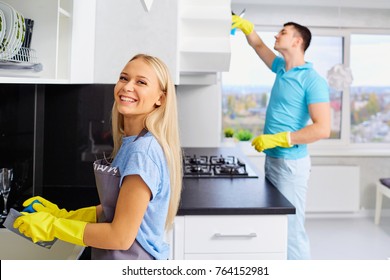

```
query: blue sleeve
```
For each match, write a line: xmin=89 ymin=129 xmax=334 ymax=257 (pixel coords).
xmin=120 ymin=152 xmax=160 ymax=200
xmin=306 ymin=73 xmax=330 ymax=104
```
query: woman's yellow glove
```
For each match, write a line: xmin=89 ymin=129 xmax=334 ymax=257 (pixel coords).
xmin=23 ymin=196 xmax=96 ymax=223
xmin=14 ymin=212 xmax=87 ymax=246
xmin=251 ymin=132 xmax=292 ymax=152
xmin=231 ymin=14 xmax=254 ymax=35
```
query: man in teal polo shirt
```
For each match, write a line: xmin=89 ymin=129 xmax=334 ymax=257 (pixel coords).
xmin=232 ymin=16 xmax=331 ymax=259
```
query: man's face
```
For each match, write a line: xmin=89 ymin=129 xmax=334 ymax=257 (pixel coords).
xmin=274 ymin=25 xmax=301 ymax=52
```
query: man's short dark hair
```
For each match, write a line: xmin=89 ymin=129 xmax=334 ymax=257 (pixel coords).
xmin=284 ymin=22 xmax=312 ymax=52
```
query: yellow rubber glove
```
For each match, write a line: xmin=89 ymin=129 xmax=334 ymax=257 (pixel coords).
xmin=14 ymin=212 xmax=87 ymax=246
xmin=251 ymin=132 xmax=292 ymax=152
xmin=231 ymin=14 xmax=254 ymax=35
xmin=23 ymin=196 xmax=96 ymax=223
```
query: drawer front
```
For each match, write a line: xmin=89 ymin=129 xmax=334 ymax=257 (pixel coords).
xmin=184 ymin=215 xmax=287 ymax=254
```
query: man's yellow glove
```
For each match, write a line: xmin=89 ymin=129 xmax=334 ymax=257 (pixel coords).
xmin=14 ymin=211 xmax=87 ymax=246
xmin=231 ymin=14 xmax=254 ymax=35
xmin=251 ymin=132 xmax=292 ymax=152
xmin=23 ymin=196 xmax=96 ymax=223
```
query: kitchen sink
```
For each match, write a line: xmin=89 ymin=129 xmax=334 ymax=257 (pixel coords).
xmin=0 ymin=228 xmax=85 ymax=260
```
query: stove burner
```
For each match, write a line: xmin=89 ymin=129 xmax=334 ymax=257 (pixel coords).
xmin=184 ymin=155 xmax=208 ymax=165
xmin=210 ymin=155 xmax=235 ymax=165
xmin=214 ymin=164 xmax=248 ymax=176
xmin=183 ymin=153 xmax=258 ymax=178
xmin=191 ymin=166 xmax=203 ymax=172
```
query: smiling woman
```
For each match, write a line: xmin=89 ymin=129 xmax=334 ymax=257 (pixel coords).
xmin=113 ymin=57 xmax=164 ymax=134
xmin=14 ymin=54 xmax=183 ymax=260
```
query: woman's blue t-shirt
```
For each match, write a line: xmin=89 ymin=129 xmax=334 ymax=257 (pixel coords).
xmin=111 ymin=132 xmax=170 ymax=259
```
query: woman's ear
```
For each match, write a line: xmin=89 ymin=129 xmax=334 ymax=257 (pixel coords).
xmin=155 ymin=92 xmax=165 ymax=107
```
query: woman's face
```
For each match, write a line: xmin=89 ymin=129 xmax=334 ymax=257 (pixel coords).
xmin=114 ymin=58 xmax=162 ymax=122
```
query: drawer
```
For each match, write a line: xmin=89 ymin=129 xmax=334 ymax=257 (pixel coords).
xmin=184 ymin=215 xmax=287 ymax=254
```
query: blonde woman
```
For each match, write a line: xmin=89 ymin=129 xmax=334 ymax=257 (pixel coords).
xmin=15 ymin=54 xmax=183 ymax=260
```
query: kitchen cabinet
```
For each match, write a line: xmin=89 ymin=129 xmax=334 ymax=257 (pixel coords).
xmin=171 ymin=147 xmax=294 ymax=260
xmin=0 ymin=0 xmax=95 ymax=84
xmin=1 ymin=0 xmax=230 ymax=84
xmin=177 ymin=0 xmax=231 ymax=84
xmin=93 ymin=0 xmax=231 ymax=84
xmin=173 ymin=215 xmax=287 ymax=260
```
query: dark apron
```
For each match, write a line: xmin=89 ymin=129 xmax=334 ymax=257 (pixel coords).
xmin=91 ymin=129 xmax=153 ymax=260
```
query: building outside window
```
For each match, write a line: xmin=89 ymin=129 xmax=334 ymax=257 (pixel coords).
xmin=350 ymin=34 xmax=390 ymax=143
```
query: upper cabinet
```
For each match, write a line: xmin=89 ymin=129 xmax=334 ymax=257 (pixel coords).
xmin=0 ymin=0 xmax=95 ymax=84
xmin=0 ymin=0 xmax=72 ymax=83
xmin=92 ymin=0 xmax=179 ymax=84
xmin=93 ymin=0 xmax=231 ymax=84
xmin=178 ymin=0 xmax=231 ymax=84
xmin=0 ymin=0 xmax=231 ymax=84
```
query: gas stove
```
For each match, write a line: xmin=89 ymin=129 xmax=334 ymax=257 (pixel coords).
xmin=182 ymin=148 xmax=258 ymax=178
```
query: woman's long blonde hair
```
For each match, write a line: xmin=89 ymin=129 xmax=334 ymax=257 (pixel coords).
xmin=111 ymin=54 xmax=182 ymax=228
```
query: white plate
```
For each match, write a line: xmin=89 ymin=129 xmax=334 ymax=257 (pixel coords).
xmin=0 ymin=1 xmax=19 ymax=59
xmin=5 ymin=2 xmax=23 ymax=58
xmin=0 ymin=10 xmax=6 ymax=48
xmin=11 ymin=10 xmax=25 ymax=58
xmin=0 ymin=2 xmax=13 ymax=58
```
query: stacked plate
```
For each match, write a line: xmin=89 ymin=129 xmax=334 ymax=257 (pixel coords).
xmin=0 ymin=1 xmax=26 ymax=60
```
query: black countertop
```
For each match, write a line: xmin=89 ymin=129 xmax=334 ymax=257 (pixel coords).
xmin=177 ymin=147 xmax=295 ymax=216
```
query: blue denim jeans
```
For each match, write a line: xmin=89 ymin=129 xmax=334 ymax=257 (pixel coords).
xmin=264 ymin=155 xmax=311 ymax=260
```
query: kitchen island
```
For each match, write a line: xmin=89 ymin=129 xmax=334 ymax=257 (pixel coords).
xmin=172 ymin=147 xmax=295 ymax=260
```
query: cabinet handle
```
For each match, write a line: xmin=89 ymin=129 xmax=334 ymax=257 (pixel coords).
xmin=213 ymin=233 xmax=257 ymax=238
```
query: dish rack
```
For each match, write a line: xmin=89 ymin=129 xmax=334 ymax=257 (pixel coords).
xmin=0 ymin=47 xmax=42 ymax=72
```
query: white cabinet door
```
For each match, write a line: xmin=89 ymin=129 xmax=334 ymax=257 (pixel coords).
xmin=93 ymin=0 xmax=231 ymax=84
xmin=93 ymin=0 xmax=179 ymax=84
xmin=177 ymin=0 xmax=231 ymax=84
xmin=1 ymin=0 xmax=67 ymax=82
xmin=69 ymin=0 xmax=96 ymax=83
xmin=1 ymin=0 xmax=230 ymax=84
xmin=173 ymin=215 xmax=288 ymax=260
xmin=184 ymin=215 xmax=286 ymax=254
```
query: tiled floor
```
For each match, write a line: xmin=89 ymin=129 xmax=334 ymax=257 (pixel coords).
xmin=306 ymin=215 xmax=390 ymax=260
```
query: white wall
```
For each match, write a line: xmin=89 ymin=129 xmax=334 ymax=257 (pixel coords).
xmin=93 ymin=0 xmax=179 ymax=83
xmin=177 ymin=84 xmax=222 ymax=147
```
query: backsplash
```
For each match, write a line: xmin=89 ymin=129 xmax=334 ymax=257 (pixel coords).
xmin=0 ymin=84 xmax=115 ymax=211
xmin=0 ymin=84 xmax=35 ymax=211
xmin=43 ymin=84 xmax=115 ymax=209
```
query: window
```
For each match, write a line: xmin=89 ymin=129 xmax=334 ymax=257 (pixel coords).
xmin=222 ymin=32 xmax=275 ymax=137
xmin=221 ymin=31 xmax=343 ymax=140
xmin=350 ymin=34 xmax=390 ymax=143
xmin=305 ymin=36 xmax=344 ymax=139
